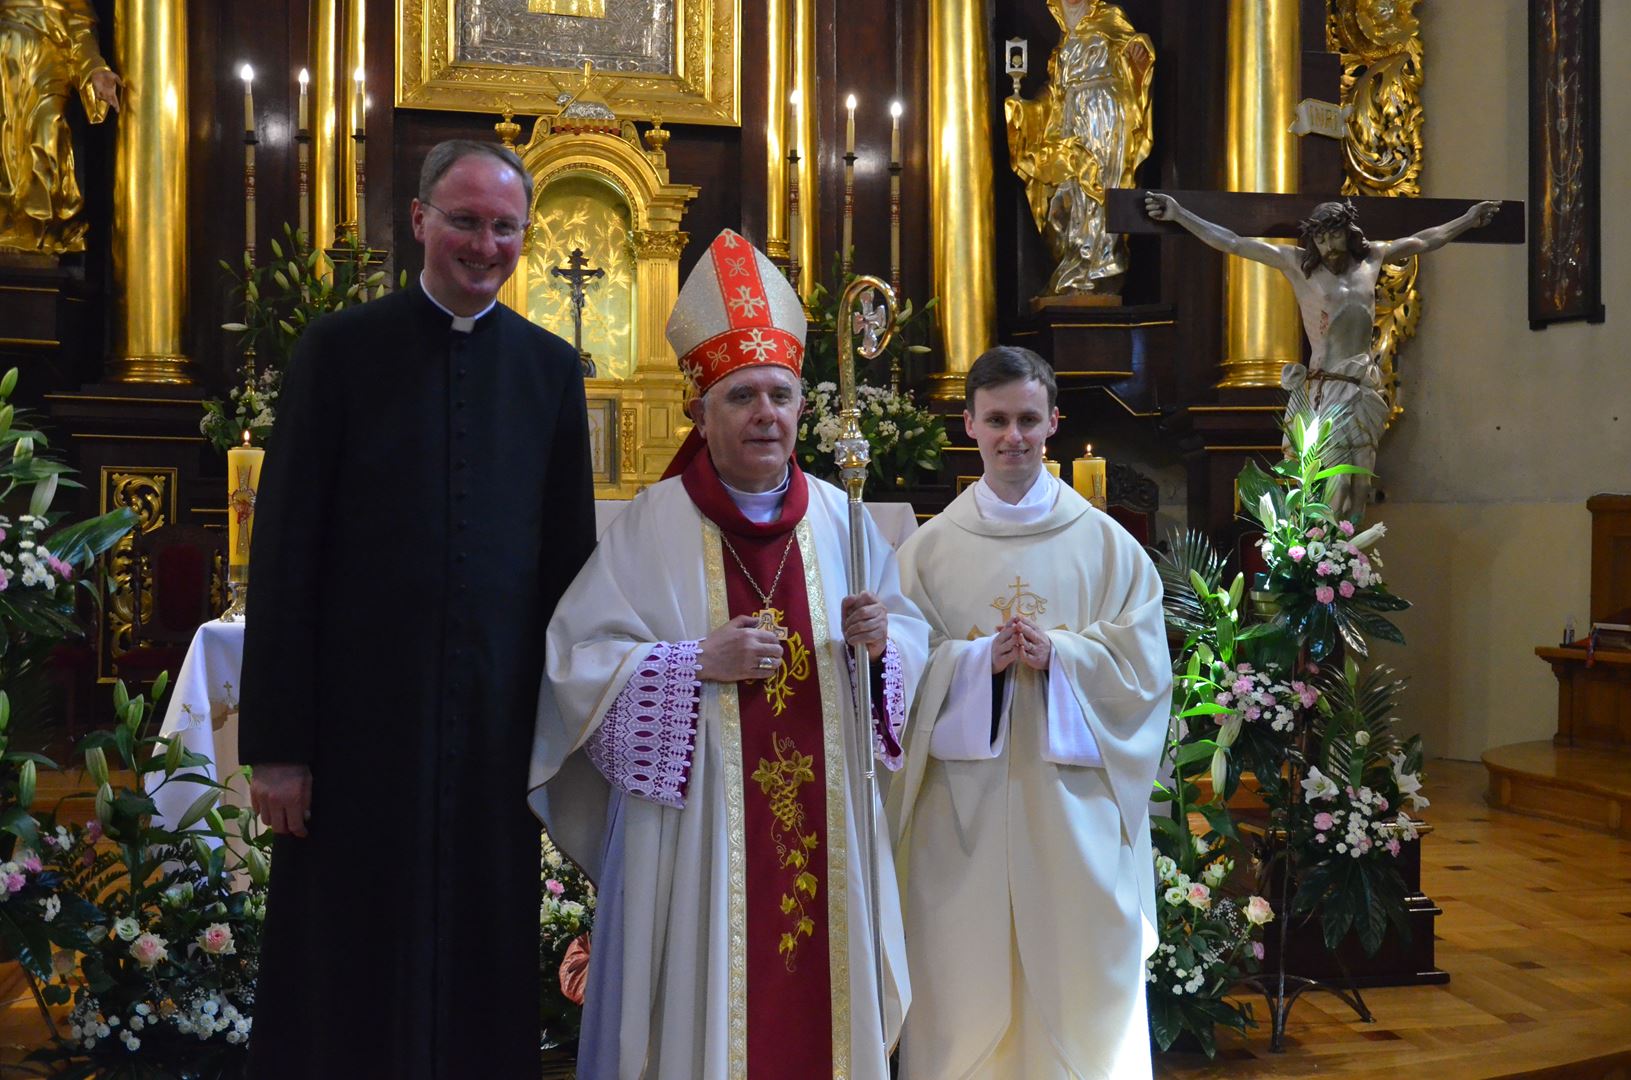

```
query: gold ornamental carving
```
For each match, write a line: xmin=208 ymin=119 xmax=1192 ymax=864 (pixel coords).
xmin=99 ymin=468 xmax=173 ymax=681
xmin=0 ymin=0 xmax=122 ymax=255
xmin=397 ymin=0 xmax=740 ymax=127
xmin=500 ymin=85 xmax=699 ymax=498
xmin=631 ymin=228 xmax=687 ymax=260
xmin=1328 ymin=0 xmax=1425 ymax=425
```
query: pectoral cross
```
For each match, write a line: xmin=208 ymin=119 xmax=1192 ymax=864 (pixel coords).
xmin=552 ymin=247 xmax=604 ymax=377
xmin=756 ymin=607 xmax=790 ymax=641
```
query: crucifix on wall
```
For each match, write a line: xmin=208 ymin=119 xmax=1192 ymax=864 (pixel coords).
xmin=552 ymin=246 xmax=605 ymax=378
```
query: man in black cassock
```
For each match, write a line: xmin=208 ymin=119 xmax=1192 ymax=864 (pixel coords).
xmin=237 ymin=139 xmax=596 ymax=1077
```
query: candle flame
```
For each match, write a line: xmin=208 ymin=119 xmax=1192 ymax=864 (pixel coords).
xmin=1085 ymin=443 xmax=1092 ymax=455
xmin=298 ymin=68 xmax=309 ymax=86
xmin=845 ymin=93 xmax=858 ymax=111
xmin=354 ymin=67 xmax=366 ymax=83
xmin=241 ymin=429 xmax=252 ymax=448
xmin=239 ymin=64 xmax=254 ymax=83
xmin=890 ymin=100 xmax=903 ymax=119
xmin=789 ymin=89 xmax=800 ymax=108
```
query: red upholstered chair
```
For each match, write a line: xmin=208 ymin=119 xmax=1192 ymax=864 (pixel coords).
xmin=1105 ymin=463 xmax=1160 ymax=548
xmin=116 ymin=525 xmax=224 ymax=685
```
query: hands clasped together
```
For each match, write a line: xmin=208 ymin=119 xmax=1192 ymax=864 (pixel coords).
xmin=698 ymin=591 xmax=889 ymax=683
xmin=992 ymin=615 xmax=1051 ymax=674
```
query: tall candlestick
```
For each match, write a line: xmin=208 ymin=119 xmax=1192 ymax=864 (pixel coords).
xmin=1073 ymin=444 xmax=1107 ymax=509
xmin=889 ymin=100 xmax=903 ymax=296
xmin=842 ymin=93 xmax=857 ymax=275
xmin=240 ymin=64 xmax=256 ymax=266
xmin=787 ymin=91 xmax=802 ymax=291
xmin=297 ymin=69 xmax=310 ymax=240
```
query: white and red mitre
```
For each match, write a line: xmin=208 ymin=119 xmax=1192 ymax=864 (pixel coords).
xmin=665 ymin=229 xmax=806 ymax=393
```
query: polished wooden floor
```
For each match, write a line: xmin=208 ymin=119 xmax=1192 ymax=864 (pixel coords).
xmin=4 ymin=762 xmax=1629 ymax=1077
xmin=1157 ymin=760 xmax=1631 ymax=1079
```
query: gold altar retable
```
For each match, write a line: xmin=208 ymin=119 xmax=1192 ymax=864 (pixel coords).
xmin=500 ymin=87 xmax=698 ymax=498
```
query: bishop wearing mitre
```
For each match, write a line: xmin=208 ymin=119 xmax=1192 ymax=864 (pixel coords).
xmin=530 ymin=229 xmax=928 ymax=1080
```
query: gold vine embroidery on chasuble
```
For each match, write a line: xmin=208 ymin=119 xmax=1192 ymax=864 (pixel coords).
xmin=750 ymin=733 xmax=820 ymax=970
xmin=756 ymin=606 xmax=812 ymax=716
xmin=966 ymin=575 xmax=1068 ymax=638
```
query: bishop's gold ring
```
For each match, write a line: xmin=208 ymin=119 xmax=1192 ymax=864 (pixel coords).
xmin=757 ymin=656 xmax=777 ymax=671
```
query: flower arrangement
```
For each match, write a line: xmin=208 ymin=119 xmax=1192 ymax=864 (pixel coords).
xmin=540 ymin=838 xmax=596 ymax=1050
xmin=0 ymin=675 xmax=271 ymax=1078
xmin=1149 ymin=407 xmax=1430 ymax=1053
xmin=0 ymin=678 xmax=270 ymax=1080
xmin=1148 ymin=542 xmax=1278 ymax=1055
xmin=1285 ymin=657 xmax=1426 ymax=954
xmin=205 ymin=224 xmax=401 ymax=452
xmin=796 ymin=381 xmax=948 ymax=486
xmin=0 ymin=368 xmax=139 ymax=737
xmin=1239 ymin=414 xmax=1409 ymax=663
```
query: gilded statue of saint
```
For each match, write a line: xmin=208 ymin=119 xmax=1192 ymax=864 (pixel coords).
xmin=1005 ymin=0 xmax=1154 ymax=299
xmin=0 ymin=0 xmax=122 ymax=255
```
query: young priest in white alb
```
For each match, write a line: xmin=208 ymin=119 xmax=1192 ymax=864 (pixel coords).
xmin=889 ymin=346 xmax=1172 ymax=1080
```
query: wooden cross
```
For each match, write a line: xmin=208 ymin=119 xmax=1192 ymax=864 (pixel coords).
xmin=551 ymin=247 xmax=605 ymax=374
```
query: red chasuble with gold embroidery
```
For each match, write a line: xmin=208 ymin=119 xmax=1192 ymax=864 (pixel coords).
xmin=683 ymin=450 xmax=834 ymax=1079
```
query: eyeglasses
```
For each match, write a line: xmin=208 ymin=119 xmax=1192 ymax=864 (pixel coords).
xmin=421 ymin=201 xmax=525 ymax=240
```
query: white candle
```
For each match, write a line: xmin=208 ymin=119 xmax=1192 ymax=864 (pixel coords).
xmin=239 ymin=63 xmax=254 ymax=133
xmin=889 ymin=100 xmax=902 ymax=294
xmin=842 ymin=94 xmax=857 ymax=275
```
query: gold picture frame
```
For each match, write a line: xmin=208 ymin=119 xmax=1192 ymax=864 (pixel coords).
xmin=396 ymin=0 xmax=741 ymax=126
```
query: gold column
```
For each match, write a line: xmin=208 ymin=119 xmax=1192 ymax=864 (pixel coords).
xmin=310 ymin=0 xmax=340 ymax=250
xmin=1220 ymin=0 xmax=1301 ymax=389
xmin=926 ymin=0 xmax=997 ymax=400
xmin=763 ymin=0 xmax=790 ymax=261
xmin=338 ymin=0 xmax=364 ymax=235
xmin=790 ymin=0 xmax=818 ymax=296
xmin=109 ymin=0 xmax=191 ymax=384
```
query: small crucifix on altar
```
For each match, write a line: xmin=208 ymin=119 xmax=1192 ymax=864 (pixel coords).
xmin=551 ymin=246 xmax=604 ymax=378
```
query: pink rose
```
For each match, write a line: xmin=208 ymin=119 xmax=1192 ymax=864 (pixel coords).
xmin=1316 ymin=560 xmax=1336 ymax=577
xmin=197 ymin=923 xmax=236 ymax=956
xmin=545 ymin=879 xmax=565 ymax=897
xmin=129 ymin=932 xmax=168 ymax=970
xmin=1244 ymin=895 xmax=1275 ymax=926
xmin=1385 ymin=839 xmax=1402 ymax=857
xmin=1315 ymin=585 xmax=1335 ymax=604
xmin=1338 ymin=520 xmax=1355 ymax=537
xmin=1313 ymin=812 xmax=1334 ymax=831
xmin=1185 ymin=882 xmax=1212 ymax=910
xmin=2 ymin=872 xmax=24 ymax=895
xmin=1339 ymin=580 xmax=1356 ymax=598
xmin=1288 ymin=545 xmax=1306 ymax=563
xmin=1305 ymin=526 xmax=1325 ymax=540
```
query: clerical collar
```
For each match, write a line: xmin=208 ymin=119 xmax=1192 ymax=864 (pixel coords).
xmin=419 ymin=273 xmax=497 ymax=333
xmin=721 ymin=467 xmax=791 ymax=525
xmin=973 ymin=469 xmax=1059 ymax=526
